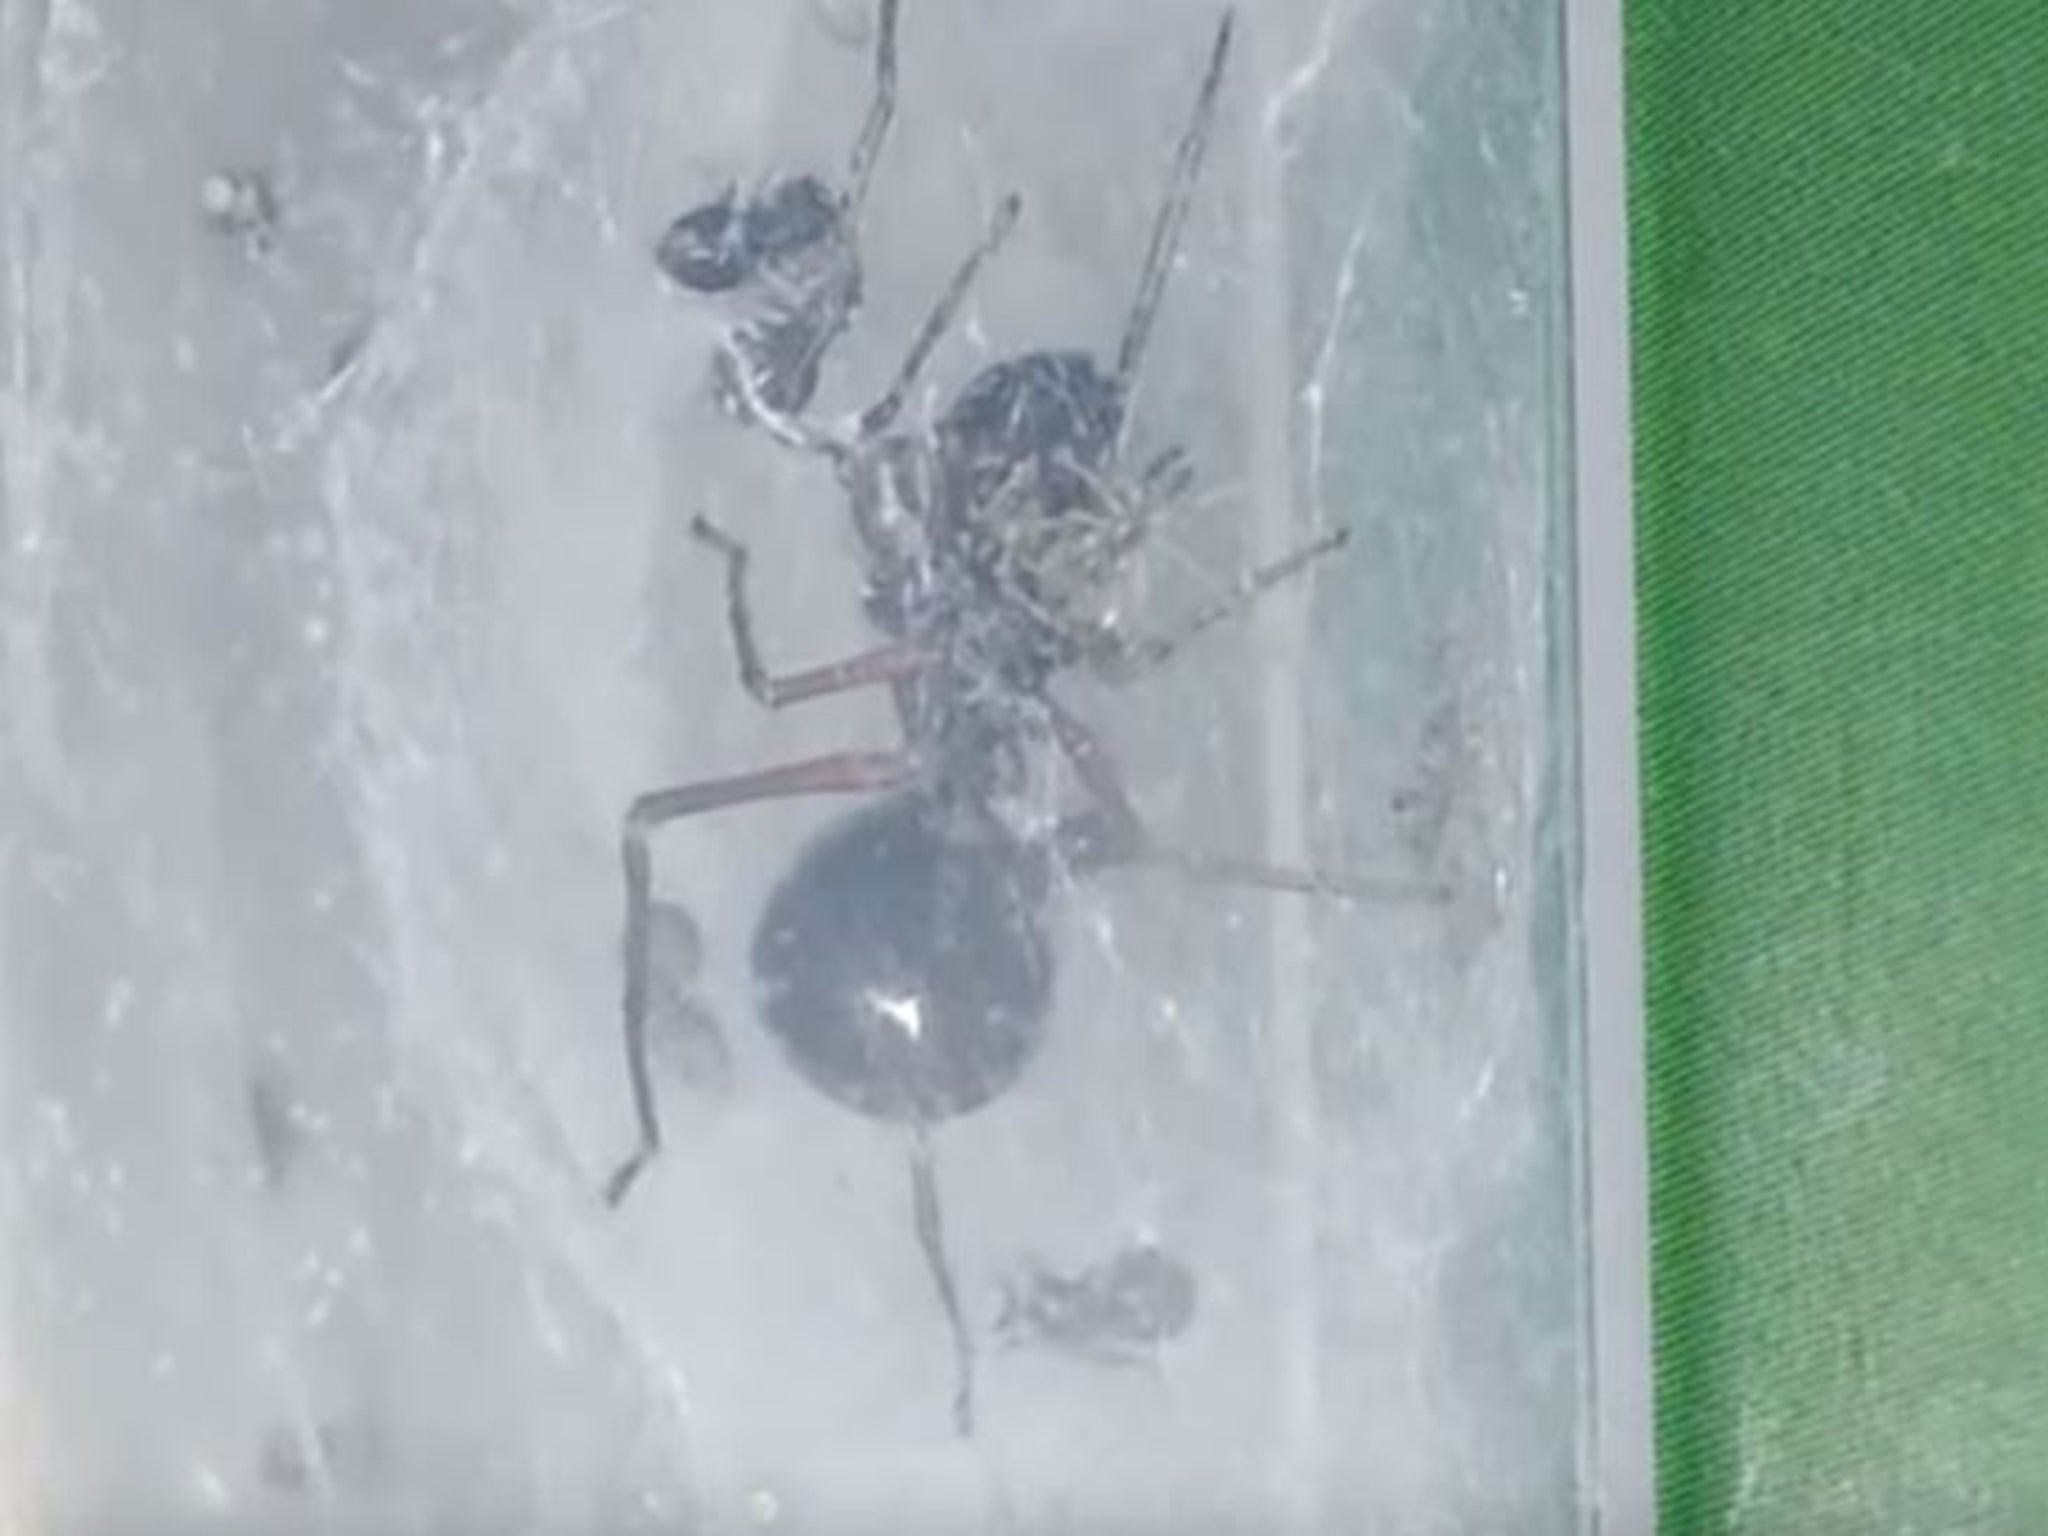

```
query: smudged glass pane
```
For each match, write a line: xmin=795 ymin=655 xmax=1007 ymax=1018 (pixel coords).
xmin=0 ymin=0 xmax=1588 ymax=1530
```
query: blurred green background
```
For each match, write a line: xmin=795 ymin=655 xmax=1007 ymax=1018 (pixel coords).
xmin=1629 ymin=2 xmax=2048 ymax=1529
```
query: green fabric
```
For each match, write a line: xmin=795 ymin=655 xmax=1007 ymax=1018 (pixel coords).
xmin=1628 ymin=4 xmax=2048 ymax=1531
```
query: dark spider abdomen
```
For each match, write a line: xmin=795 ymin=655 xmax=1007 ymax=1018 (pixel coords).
xmin=751 ymin=793 xmax=1053 ymax=1123
xmin=938 ymin=350 xmax=1125 ymax=511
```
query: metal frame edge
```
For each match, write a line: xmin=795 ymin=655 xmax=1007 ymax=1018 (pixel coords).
xmin=1562 ymin=0 xmax=1655 ymax=1526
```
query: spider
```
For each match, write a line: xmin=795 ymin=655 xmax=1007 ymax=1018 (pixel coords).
xmin=606 ymin=7 xmax=1432 ymax=1436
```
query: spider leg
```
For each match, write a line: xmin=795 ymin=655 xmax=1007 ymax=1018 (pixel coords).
xmin=857 ymin=193 xmax=1023 ymax=439
xmin=1139 ymin=446 xmax=1197 ymax=503
xmin=910 ymin=1127 xmax=978 ymax=1437
xmin=1112 ymin=11 xmax=1236 ymax=412
xmin=1091 ymin=526 xmax=1351 ymax=684
xmin=843 ymin=0 xmax=900 ymax=218
xmin=691 ymin=513 xmax=927 ymax=707
xmin=1044 ymin=698 xmax=1442 ymax=902
xmin=607 ymin=750 xmax=912 ymax=1207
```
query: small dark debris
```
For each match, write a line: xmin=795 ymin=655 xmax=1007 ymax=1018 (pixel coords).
xmin=245 ymin=1065 xmax=304 ymax=1189
xmin=646 ymin=899 xmax=703 ymax=985
xmin=324 ymin=322 xmax=374 ymax=385
xmin=993 ymin=1240 xmax=1198 ymax=1364
xmin=199 ymin=168 xmax=279 ymax=255
xmin=645 ymin=899 xmax=730 ymax=1094
xmin=257 ymin=1415 xmax=386 ymax=1496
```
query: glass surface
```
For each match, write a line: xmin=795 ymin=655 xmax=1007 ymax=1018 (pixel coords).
xmin=0 ymin=0 xmax=1585 ymax=1530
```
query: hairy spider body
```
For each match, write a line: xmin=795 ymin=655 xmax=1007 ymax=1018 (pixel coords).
xmin=936 ymin=350 xmax=1125 ymax=514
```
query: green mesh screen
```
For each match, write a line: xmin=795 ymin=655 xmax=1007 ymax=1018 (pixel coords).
xmin=1629 ymin=3 xmax=2048 ymax=1530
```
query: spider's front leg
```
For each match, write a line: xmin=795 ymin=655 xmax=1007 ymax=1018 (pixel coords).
xmin=1084 ymin=525 xmax=1352 ymax=685
xmin=606 ymin=519 xmax=937 ymax=1206
xmin=689 ymin=512 xmax=925 ymax=709
xmin=607 ymin=751 xmax=912 ymax=1207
